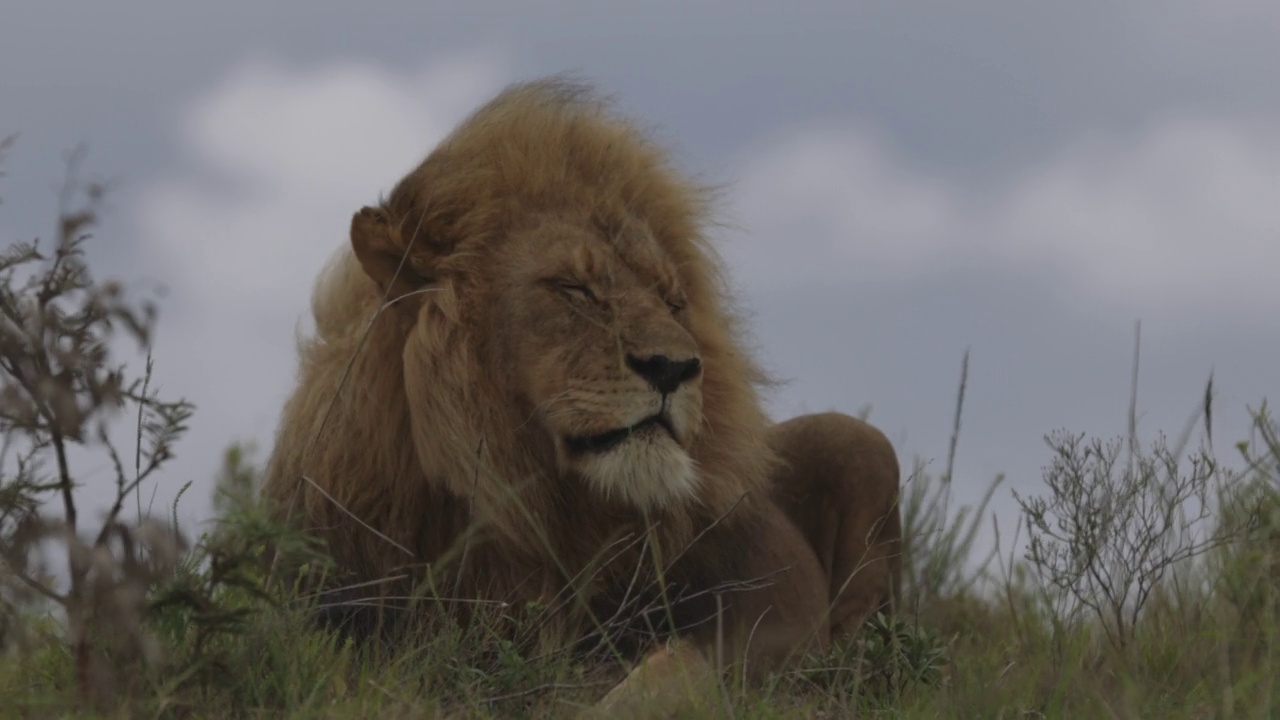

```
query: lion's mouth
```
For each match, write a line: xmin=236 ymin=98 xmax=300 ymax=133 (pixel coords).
xmin=565 ymin=414 xmax=677 ymax=455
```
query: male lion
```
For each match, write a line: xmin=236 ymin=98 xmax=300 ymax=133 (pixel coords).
xmin=261 ymin=79 xmax=901 ymax=692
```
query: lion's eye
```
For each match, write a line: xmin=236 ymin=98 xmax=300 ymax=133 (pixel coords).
xmin=666 ymin=299 xmax=685 ymax=314
xmin=554 ymin=281 xmax=598 ymax=303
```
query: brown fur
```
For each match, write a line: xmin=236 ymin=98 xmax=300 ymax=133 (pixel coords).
xmin=768 ymin=413 xmax=903 ymax=636
xmin=260 ymin=78 xmax=901 ymax=679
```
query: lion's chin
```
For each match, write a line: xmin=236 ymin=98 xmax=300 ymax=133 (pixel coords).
xmin=571 ymin=430 xmax=700 ymax=511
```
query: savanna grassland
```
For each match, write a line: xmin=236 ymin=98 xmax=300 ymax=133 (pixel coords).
xmin=2 ymin=144 xmax=1277 ymax=719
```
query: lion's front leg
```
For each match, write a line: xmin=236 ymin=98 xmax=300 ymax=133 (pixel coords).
xmin=585 ymin=505 xmax=832 ymax=717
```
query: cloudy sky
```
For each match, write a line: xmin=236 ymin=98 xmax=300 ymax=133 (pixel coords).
xmin=3 ymin=1 xmax=1277 ymax=561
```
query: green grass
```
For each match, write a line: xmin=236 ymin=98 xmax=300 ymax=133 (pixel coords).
xmin=3 ymin=417 xmax=1276 ymax=719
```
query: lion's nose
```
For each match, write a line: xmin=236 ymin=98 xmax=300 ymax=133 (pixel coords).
xmin=625 ymin=353 xmax=702 ymax=395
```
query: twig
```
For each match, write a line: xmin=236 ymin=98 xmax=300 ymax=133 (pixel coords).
xmin=1127 ymin=318 xmax=1142 ymax=472
xmin=3 ymin=563 xmax=67 ymax=604
xmin=943 ymin=347 xmax=969 ymax=486
xmin=300 ymin=475 xmax=414 ymax=558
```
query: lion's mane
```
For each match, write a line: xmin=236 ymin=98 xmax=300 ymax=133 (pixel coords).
xmin=261 ymin=79 xmax=784 ymax=640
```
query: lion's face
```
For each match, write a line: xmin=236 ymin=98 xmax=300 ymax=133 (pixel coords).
xmin=341 ymin=81 xmax=776 ymax=522
xmin=477 ymin=216 xmax=705 ymax=510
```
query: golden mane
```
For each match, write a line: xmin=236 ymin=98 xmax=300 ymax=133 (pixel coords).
xmin=262 ymin=78 xmax=782 ymax=617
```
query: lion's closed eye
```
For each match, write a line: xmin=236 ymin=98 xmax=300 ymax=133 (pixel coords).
xmin=550 ymin=279 xmax=599 ymax=304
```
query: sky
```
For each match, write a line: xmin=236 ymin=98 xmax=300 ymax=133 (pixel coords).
xmin=2 ymin=1 xmax=1277 ymax=569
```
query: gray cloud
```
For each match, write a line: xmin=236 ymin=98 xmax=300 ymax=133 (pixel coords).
xmin=731 ymin=115 xmax=1280 ymax=313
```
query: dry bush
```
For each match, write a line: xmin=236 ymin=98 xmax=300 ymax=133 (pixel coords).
xmin=0 ymin=142 xmax=325 ymax=712
xmin=1013 ymin=326 xmax=1232 ymax=651
xmin=0 ymin=141 xmax=191 ymax=702
xmin=1015 ymin=430 xmax=1230 ymax=649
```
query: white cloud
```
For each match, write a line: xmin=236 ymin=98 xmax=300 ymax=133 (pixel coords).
xmin=993 ymin=118 xmax=1280 ymax=310
xmin=726 ymin=124 xmax=961 ymax=287
xmin=144 ymin=53 xmax=508 ymax=327
xmin=132 ymin=53 xmax=509 ymax=525
xmin=728 ymin=116 xmax=1280 ymax=313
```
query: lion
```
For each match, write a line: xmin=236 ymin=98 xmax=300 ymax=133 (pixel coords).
xmin=260 ymin=78 xmax=902 ymax=691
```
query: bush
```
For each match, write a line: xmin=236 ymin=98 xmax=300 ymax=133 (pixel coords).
xmin=1015 ymin=430 xmax=1231 ymax=649
xmin=0 ymin=143 xmax=324 ymax=713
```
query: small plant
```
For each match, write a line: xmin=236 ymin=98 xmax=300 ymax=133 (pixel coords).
xmin=148 ymin=441 xmax=332 ymax=686
xmin=796 ymin=611 xmax=949 ymax=701
xmin=856 ymin=611 xmax=949 ymax=693
xmin=1015 ymin=429 xmax=1230 ymax=649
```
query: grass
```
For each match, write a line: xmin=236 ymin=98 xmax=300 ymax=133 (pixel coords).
xmin=6 ymin=434 xmax=1277 ymax=719
xmin=2 ymin=144 xmax=1278 ymax=719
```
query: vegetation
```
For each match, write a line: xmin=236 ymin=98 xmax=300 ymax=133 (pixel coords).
xmin=2 ymin=143 xmax=1276 ymax=718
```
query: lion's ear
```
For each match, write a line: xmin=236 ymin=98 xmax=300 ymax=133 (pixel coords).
xmin=350 ymin=206 xmax=430 ymax=307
